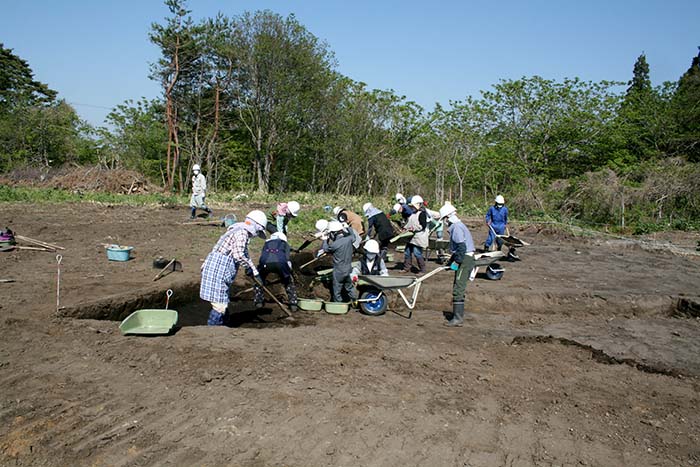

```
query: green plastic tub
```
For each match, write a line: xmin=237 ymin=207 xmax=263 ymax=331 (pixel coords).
xmin=119 ymin=309 xmax=178 ymax=335
xmin=324 ymin=301 xmax=349 ymax=315
xmin=298 ymin=298 xmax=323 ymax=311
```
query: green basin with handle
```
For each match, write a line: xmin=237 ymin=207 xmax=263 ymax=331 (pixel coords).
xmin=119 ymin=309 xmax=178 ymax=335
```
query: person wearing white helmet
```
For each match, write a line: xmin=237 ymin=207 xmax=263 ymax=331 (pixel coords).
xmin=484 ymin=194 xmax=509 ymax=251
xmin=362 ymin=202 xmax=393 ymax=259
xmin=199 ymin=210 xmax=267 ymax=326
xmin=332 ymin=206 xmax=365 ymax=237
xmin=439 ymin=203 xmax=476 ymax=327
xmin=268 ymin=200 xmax=301 ymax=234
xmin=402 ymin=195 xmax=429 ymax=273
xmin=350 ymin=239 xmax=388 ymax=284
xmin=253 ymin=231 xmax=298 ymax=313
xmin=189 ymin=163 xmax=212 ymax=219
xmin=390 ymin=195 xmax=415 ymax=224
xmin=320 ymin=220 xmax=357 ymax=303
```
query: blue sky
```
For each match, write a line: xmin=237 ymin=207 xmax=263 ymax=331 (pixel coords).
xmin=2 ymin=0 xmax=698 ymax=126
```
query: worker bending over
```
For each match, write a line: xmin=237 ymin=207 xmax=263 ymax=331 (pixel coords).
xmin=267 ymin=201 xmax=300 ymax=234
xmin=254 ymin=232 xmax=298 ymax=313
xmin=200 ymin=210 xmax=267 ymax=326
xmin=362 ymin=202 xmax=394 ymax=260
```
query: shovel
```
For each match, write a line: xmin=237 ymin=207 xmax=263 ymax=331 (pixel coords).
xmin=251 ymin=277 xmax=293 ymax=319
xmin=301 ymin=252 xmax=326 ymax=269
xmin=294 ymin=237 xmax=319 ymax=253
xmin=152 ymin=258 xmax=183 ymax=281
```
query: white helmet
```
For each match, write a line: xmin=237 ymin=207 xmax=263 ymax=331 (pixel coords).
xmin=287 ymin=201 xmax=300 ymax=217
xmin=364 ymin=239 xmax=380 ymax=254
xmin=495 ymin=195 xmax=505 ymax=205
xmin=395 ymin=193 xmax=406 ymax=204
xmin=246 ymin=210 xmax=267 ymax=229
xmin=332 ymin=206 xmax=342 ymax=216
xmin=315 ymin=219 xmax=329 ymax=232
xmin=192 ymin=164 xmax=201 ymax=172
xmin=362 ymin=202 xmax=373 ymax=215
xmin=392 ymin=203 xmax=401 ymax=213
xmin=439 ymin=203 xmax=457 ymax=219
xmin=327 ymin=220 xmax=343 ymax=233
xmin=270 ymin=232 xmax=287 ymax=242
xmin=411 ymin=195 xmax=424 ymax=208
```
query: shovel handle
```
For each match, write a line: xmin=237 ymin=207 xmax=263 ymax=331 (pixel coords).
xmin=255 ymin=279 xmax=292 ymax=318
xmin=153 ymin=259 xmax=176 ymax=281
xmin=301 ymin=253 xmax=325 ymax=269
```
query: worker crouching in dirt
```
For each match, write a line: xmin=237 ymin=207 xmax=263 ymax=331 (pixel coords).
xmin=403 ymin=195 xmax=429 ymax=274
xmin=254 ymin=232 xmax=298 ymax=313
xmin=267 ymin=201 xmax=300 ymax=235
xmin=351 ymin=240 xmax=388 ymax=285
xmin=189 ymin=164 xmax=212 ymax=219
xmin=440 ymin=203 xmax=476 ymax=327
xmin=362 ymin=202 xmax=394 ymax=260
xmin=320 ymin=220 xmax=357 ymax=303
xmin=200 ymin=210 xmax=268 ymax=326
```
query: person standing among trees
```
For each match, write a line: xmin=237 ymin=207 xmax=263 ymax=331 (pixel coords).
xmin=189 ymin=164 xmax=212 ymax=219
xmin=484 ymin=195 xmax=509 ymax=251
xmin=439 ymin=203 xmax=476 ymax=327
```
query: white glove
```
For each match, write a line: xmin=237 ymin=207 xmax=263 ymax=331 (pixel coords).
xmin=316 ymin=249 xmax=325 ymax=258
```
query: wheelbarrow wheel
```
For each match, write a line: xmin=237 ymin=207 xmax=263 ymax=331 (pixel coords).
xmin=359 ymin=289 xmax=387 ymax=316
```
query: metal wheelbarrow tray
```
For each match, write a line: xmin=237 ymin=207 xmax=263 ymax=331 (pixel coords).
xmin=357 ymin=265 xmax=449 ymax=318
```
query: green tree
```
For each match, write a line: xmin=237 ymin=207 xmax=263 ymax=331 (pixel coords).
xmin=0 ymin=43 xmax=56 ymax=111
xmin=673 ymin=47 xmax=700 ymax=161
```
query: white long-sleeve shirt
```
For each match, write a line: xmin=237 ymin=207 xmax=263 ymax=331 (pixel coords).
xmin=192 ymin=173 xmax=207 ymax=195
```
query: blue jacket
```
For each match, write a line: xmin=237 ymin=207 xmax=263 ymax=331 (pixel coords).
xmin=485 ymin=205 xmax=508 ymax=227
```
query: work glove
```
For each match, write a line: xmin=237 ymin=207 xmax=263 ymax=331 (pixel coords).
xmin=316 ymin=249 xmax=325 ymax=258
xmin=450 ymin=262 xmax=460 ymax=271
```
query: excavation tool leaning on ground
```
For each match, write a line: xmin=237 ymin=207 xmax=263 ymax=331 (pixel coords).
xmin=199 ymin=210 xmax=268 ymax=326
xmin=439 ymin=203 xmax=477 ymax=327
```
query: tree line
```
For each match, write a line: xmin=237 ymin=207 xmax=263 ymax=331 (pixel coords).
xmin=1 ymin=0 xmax=699 ymax=231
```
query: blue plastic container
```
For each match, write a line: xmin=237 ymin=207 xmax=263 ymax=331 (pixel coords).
xmin=106 ymin=245 xmax=133 ymax=261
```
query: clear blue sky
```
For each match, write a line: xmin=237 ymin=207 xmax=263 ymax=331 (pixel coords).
xmin=2 ymin=0 xmax=698 ymax=126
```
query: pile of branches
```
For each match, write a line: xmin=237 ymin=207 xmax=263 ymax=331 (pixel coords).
xmin=0 ymin=166 xmax=162 ymax=195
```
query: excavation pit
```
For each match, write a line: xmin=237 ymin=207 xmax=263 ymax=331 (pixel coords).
xmin=57 ymin=279 xmax=318 ymax=329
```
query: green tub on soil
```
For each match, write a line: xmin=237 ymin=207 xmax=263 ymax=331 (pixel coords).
xmin=119 ymin=309 xmax=178 ymax=335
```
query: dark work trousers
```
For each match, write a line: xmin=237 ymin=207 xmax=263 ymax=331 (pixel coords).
xmin=452 ymin=255 xmax=476 ymax=305
xmin=254 ymin=262 xmax=298 ymax=306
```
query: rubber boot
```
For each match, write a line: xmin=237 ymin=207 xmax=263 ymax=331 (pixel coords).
xmin=207 ymin=309 xmax=224 ymax=326
xmin=416 ymin=257 xmax=426 ymax=274
xmin=190 ymin=207 xmax=197 ymax=219
xmin=444 ymin=301 xmax=464 ymax=327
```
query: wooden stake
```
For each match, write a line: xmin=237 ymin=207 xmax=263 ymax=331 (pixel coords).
xmin=15 ymin=235 xmax=64 ymax=250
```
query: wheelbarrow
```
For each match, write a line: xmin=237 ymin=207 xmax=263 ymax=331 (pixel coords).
xmin=357 ymin=251 xmax=506 ymax=318
xmin=356 ymin=266 xmax=448 ymax=318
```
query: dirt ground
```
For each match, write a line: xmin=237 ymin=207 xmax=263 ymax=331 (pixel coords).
xmin=1 ymin=202 xmax=700 ymax=467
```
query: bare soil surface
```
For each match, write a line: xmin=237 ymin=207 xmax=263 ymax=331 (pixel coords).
xmin=1 ymin=202 xmax=700 ymax=467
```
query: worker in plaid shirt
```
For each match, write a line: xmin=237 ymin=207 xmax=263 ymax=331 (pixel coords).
xmin=200 ymin=210 xmax=268 ymax=326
